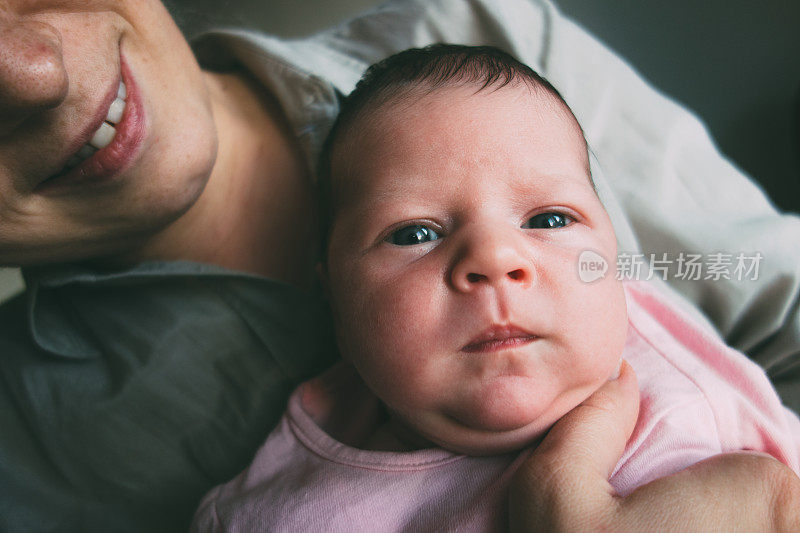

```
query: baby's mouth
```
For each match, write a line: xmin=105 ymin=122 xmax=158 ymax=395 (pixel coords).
xmin=59 ymin=81 xmax=127 ymax=172
xmin=462 ymin=325 xmax=538 ymax=353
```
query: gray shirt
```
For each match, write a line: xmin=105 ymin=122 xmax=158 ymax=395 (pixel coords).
xmin=0 ymin=262 xmax=334 ymax=532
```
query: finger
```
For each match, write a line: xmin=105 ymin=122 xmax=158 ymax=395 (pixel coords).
xmin=535 ymin=359 xmax=639 ymax=480
xmin=509 ymin=361 xmax=639 ymax=531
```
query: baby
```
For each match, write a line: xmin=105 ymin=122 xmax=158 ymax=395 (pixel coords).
xmin=192 ymin=45 xmax=800 ymax=531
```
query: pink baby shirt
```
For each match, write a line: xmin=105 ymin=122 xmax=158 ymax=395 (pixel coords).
xmin=192 ymin=281 xmax=800 ymax=532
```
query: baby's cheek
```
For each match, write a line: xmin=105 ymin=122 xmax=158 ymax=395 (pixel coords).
xmin=557 ymin=272 xmax=627 ymax=376
xmin=586 ymin=278 xmax=628 ymax=370
xmin=339 ymin=274 xmax=444 ymax=400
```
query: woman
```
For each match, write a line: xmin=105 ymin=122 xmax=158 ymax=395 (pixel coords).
xmin=1 ymin=0 xmax=797 ymax=531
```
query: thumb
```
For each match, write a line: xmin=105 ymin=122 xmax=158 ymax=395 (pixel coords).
xmin=509 ymin=360 xmax=639 ymax=531
xmin=538 ymin=359 xmax=639 ymax=479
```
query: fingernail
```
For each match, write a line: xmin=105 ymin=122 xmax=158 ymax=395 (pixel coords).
xmin=610 ymin=358 xmax=623 ymax=380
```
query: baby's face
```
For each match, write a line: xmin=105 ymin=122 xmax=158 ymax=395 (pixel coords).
xmin=324 ymin=84 xmax=627 ymax=455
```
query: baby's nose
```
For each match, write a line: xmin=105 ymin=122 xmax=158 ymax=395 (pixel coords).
xmin=450 ymin=230 xmax=534 ymax=292
xmin=0 ymin=19 xmax=68 ymax=135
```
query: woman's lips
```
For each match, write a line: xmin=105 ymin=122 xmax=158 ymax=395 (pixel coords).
xmin=461 ymin=325 xmax=538 ymax=353
xmin=36 ymin=54 xmax=145 ymax=193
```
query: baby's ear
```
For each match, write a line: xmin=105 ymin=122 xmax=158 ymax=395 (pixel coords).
xmin=316 ymin=261 xmax=331 ymax=301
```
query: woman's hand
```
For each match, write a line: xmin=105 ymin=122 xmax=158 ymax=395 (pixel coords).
xmin=509 ymin=361 xmax=800 ymax=532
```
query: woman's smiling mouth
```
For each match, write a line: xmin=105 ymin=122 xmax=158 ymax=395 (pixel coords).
xmin=61 ymin=80 xmax=128 ymax=170
xmin=37 ymin=53 xmax=146 ymax=194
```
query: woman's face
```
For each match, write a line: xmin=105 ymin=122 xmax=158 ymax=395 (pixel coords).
xmin=0 ymin=0 xmax=218 ymax=265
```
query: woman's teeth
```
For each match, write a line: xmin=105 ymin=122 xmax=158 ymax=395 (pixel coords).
xmin=64 ymin=81 xmax=127 ymax=170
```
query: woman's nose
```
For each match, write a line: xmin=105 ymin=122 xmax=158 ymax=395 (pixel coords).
xmin=450 ymin=227 xmax=534 ymax=292
xmin=0 ymin=19 xmax=68 ymax=135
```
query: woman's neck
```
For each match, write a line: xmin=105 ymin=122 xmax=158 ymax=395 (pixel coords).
xmin=111 ymin=70 xmax=317 ymax=287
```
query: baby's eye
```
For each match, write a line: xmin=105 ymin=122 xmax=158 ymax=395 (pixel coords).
xmin=387 ymin=224 xmax=440 ymax=246
xmin=522 ymin=212 xmax=573 ymax=229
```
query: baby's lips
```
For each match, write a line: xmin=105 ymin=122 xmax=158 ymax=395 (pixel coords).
xmin=461 ymin=324 xmax=538 ymax=352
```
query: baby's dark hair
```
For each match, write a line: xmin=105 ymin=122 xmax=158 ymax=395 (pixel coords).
xmin=317 ymin=44 xmax=588 ymax=258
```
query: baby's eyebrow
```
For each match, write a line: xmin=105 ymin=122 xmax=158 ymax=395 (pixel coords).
xmin=353 ymin=198 xmax=422 ymax=223
xmin=507 ymin=171 xmax=593 ymax=194
xmin=346 ymin=177 xmax=441 ymax=211
xmin=339 ymin=167 xmax=595 ymax=218
xmin=339 ymin=193 xmax=403 ymax=225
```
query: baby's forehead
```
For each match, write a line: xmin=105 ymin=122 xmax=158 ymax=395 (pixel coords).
xmin=331 ymin=83 xmax=591 ymax=197
xmin=366 ymin=81 xmax=576 ymax=129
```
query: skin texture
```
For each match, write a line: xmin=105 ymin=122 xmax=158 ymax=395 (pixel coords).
xmin=0 ymin=0 xmax=315 ymax=284
xmin=323 ymin=83 xmax=628 ymax=455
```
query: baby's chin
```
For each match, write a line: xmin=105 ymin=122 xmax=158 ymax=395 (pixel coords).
xmin=390 ymin=371 xmax=620 ymax=455
xmin=425 ymin=421 xmax=550 ymax=456
xmin=399 ymin=407 xmax=560 ymax=457
xmin=410 ymin=376 xmax=625 ymax=455
xmin=423 ymin=387 xmax=579 ymax=455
